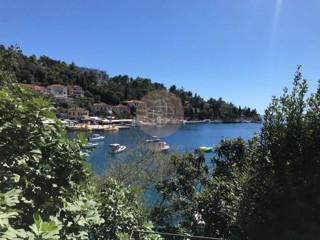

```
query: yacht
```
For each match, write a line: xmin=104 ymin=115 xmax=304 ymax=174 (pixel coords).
xmin=109 ymin=143 xmax=126 ymax=154
xmin=155 ymin=141 xmax=170 ymax=152
xmin=88 ymin=134 xmax=105 ymax=142
xmin=146 ymin=136 xmax=160 ymax=143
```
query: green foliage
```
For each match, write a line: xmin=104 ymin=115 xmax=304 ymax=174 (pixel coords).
xmin=58 ymin=185 xmax=105 ymax=239
xmin=0 ymin=56 xmax=158 ymax=239
xmin=29 ymin=214 xmax=61 ymax=239
xmin=0 ymin=84 xmax=93 ymax=228
xmin=152 ymin=153 xmax=208 ymax=236
xmin=170 ymin=85 xmax=260 ymax=121
xmin=0 ymin=188 xmax=60 ymax=239
xmin=96 ymin=144 xmax=176 ymax=203
xmin=0 ymin=186 xmax=103 ymax=239
xmin=197 ymin=137 xmax=251 ymax=239
xmin=94 ymin=178 xmax=159 ymax=240
xmin=152 ymin=67 xmax=320 ymax=240
xmin=0 ymin=79 xmax=105 ymax=238
xmin=235 ymin=66 xmax=320 ymax=240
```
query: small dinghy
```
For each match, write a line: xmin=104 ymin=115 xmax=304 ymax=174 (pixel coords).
xmin=109 ymin=143 xmax=126 ymax=154
xmin=88 ymin=134 xmax=105 ymax=142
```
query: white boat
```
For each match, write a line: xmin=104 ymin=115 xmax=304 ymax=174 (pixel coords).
xmin=109 ymin=143 xmax=126 ymax=154
xmin=118 ymin=125 xmax=130 ymax=130
xmin=88 ymin=134 xmax=105 ymax=142
xmin=82 ymin=143 xmax=98 ymax=149
xmin=155 ymin=141 xmax=170 ymax=152
xmin=146 ymin=136 xmax=160 ymax=143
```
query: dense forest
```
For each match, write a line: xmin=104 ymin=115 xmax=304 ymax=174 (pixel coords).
xmin=0 ymin=44 xmax=260 ymax=122
xmin=2 ymin=45 xmax=320 ymax=239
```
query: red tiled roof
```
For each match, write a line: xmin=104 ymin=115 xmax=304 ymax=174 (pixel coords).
xmin=48 ymin=84 xmax=65 ymax=88
xmin=116 ymin=104 xmax=129 ymax=108
xmin=23 ymin=84 xmax=47 ymax=90
xmin=34 ymin=85 xmax=47 ymax=90
xmin=94 ymin=103 xmax=112 ymax=107
xmin=67 ymin=107 xmax=88 ymax=111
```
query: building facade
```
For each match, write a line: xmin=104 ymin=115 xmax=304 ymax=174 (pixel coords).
xmin=114 ymin=104 xmax=130 ymax=115
xmin=47 ymin=84 xmax=68 ymax=99
xmin=67 ymin=107 xmax=89 ymax=120
xmin=23 ymin=84 xmax=49 ymax=95
xmin=122 ymin=100 xmax=147 ymax=109
xmin=67 ymin=85 xmax=85 ymax=97
xmin=92 ymin=103 xmax=113 ymax=115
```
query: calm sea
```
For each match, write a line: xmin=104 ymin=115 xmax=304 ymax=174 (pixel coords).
xmin=66 ymin=123 xmax=262 ymax=173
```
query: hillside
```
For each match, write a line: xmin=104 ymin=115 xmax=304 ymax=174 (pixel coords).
xmin=0 ymin=44 xmax=261 ymax=122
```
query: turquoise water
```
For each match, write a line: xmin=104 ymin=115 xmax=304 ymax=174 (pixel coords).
xmin=66 ymin=123 xmax=262 ymax=173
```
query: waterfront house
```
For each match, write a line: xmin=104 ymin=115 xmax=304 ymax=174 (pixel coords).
xmin=67 ymin=107 xmax=89 ymax=120
xmin=114 ymin=104 xmax=130 ymax=115
xmin=92 ymin=103 xmax=113 ymax=115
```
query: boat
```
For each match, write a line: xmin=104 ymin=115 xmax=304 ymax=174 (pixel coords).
xmin=118 ymin=125 xmax=130 ymax=130
xmin=184 ymin=120 xmax=208 ymax=124
xmin=195 ymin=146 xmax=213 ymax=153
xmin=109 ymin=143 xmax=126 ymax=153
xmin=88 ymin=134 xmax=105 ymax=142
xmin=155 ymin=141 xmax=170 ymax=152
xmin=82 ymin=143 xmax=98 ymax=149
xmin=146 ymin=136 xmax=160 ymax=143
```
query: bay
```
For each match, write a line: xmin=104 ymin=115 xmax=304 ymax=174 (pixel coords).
xmin=66 ymin=123 xmax=262 ymax=174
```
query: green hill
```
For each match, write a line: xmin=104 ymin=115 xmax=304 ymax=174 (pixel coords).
xmin=0 ymin=44 xmax=260 ymax=122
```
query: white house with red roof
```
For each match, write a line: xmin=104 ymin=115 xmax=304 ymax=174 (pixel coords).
xmin=92 ymin=103 xmax=113 ymax=114
xmin=47 ymin=84 xmax=68 ymax=99
xmin=23 ymin=84 xmax=49 ymax=95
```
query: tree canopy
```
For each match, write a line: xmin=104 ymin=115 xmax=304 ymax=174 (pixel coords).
xmin=0 ymin=44 xmax=260 ymax=121
xmin=0 ymin=49 xmax=158 ymax=240
xmin=151 ymin=66 xmax=320 ymax=240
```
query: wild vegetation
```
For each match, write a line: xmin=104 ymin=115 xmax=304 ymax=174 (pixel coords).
xmin=0 ymin=44 xmax=259 ymax=121
xmin=0 ymin=52 xmax=159 ymax=239
xmin=1 ymin=44 xmax=320 ymax=240
xmin=150 ymin=67 xmax=320 ymax=240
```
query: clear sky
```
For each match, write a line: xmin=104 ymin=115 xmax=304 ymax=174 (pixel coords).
xmin=1 ymin=0 xmax=320 ymax=113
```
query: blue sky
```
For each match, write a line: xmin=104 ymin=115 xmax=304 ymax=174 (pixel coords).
xmin=1 ymin=0 xmax=320 ymax=113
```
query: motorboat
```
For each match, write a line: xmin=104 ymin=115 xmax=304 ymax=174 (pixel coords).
xmin=155 ymin=141 xmax=170 ymax=152
xmin=88 ymin=134 xmax=105 ymax=142
xmin=82 ymin=143 xmax=98 ymax=149
xmin=109 ymin=143 xmax=126 ymax=154
xmin=146 ymin=136 xmax=160 ymax=143
xmin=195 ymin=146 xmax=213 ymax=153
